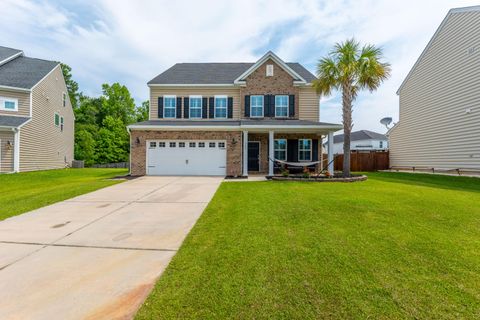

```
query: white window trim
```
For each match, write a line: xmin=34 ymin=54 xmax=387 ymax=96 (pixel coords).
xmin=298 ymin=139 xmax=312 ymax=161
xmin=274 ymin=138 xmax=287 ymax=160
xmin=189 ymin=95 xmax=202 ymax=119
xmin=62 ymin=92 xmax=67 ymax=107
xmin=250 ymin=95 xmax=264 ymax=118
xmin=54 ymin=112 xmax=60 ymax=127
xmin=0 ymin=97 xmax=19 ymax=111
xmin=274 ymin=95 xmax=288 ymax=118
xmin=163 ymin=95 xmax=176 ymax=119
xmin=214 ymin=95 xmax=228 ymax=119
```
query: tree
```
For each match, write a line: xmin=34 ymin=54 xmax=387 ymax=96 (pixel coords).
xmin=135 ymin=100 xmax=149 ymax=122
xmin=313 ymin=38 xmax=390 ymax=177
xmin=61 ymin=64 xmax=80 ymax=109
xmin=95 ymin=116 xmax=130 ymax=164
xmin=99 ymin=83 xmax=136 ymax=125
xmin=74 ymin=128 xmax=96 ymax=166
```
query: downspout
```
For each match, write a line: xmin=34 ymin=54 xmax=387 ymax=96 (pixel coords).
xmin=13 ymin=128 xmax=20 ymax=173
xmin=127 ymin=127 xmax=132 ymax=176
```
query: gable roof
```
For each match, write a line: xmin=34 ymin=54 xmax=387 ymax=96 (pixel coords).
xmin=148 ymin=52 xmax=316 ymax=85
xmin=0 ymin=46 xmax=23 ymax=66
xmin=397 ymin=5 xmax=480 ymax=94
xmin=0 ymin=47 xmax=59 ymax=90
xmin=333 ymin=130 xmax=387 ymax=143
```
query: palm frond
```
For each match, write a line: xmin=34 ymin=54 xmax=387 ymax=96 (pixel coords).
xmin=313 ymin=57 xmax=340 ymax=96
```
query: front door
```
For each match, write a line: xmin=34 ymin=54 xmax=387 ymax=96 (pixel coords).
xmin=248 ymin=141 xmax=260 ymax=171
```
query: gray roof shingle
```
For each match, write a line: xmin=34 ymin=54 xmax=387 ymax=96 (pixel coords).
xmin=148 ymin=62 xmax=317 ymax=85
xmin=0 ymin=115 xmax=30 ymax=128
xmin=0 ymin=55 xmax=59 ymax=89
xmin=0 ymin=46 xmax=22 ymax=63
xmin=334 ymin=130 xmax=387 ymax=143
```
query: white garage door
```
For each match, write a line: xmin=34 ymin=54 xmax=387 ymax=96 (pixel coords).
xmin=146 ymin=140 xmax=227 ymax=176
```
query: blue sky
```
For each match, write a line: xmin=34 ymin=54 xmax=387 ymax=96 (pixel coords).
xmin=0 ymin=0 xmax=476 ymax=132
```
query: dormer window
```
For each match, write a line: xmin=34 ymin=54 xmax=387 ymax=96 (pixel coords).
xmin=266 ymin=64 xmax=274 ymax=76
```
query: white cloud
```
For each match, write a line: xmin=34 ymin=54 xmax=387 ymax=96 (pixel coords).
xmin=0 ymin=0 xmax=476 ymax=132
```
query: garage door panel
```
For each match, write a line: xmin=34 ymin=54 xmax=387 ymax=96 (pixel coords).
xmin=147 ymin=140 xmax=226 ymax=176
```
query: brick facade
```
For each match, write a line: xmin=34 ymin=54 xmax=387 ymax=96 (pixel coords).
xmin=130 ymin=130 xmax=242 ymax=176
xmin=240 ymin=58 xmax=300 ymax=119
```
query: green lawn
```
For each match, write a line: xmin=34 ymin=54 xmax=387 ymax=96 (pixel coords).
xmin=137 ymin=172 xmax=480 ymax=319
xmin=0 ymin=168 xmax=127 ymax=220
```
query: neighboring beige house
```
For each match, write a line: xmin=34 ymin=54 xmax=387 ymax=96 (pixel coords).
xmin=128 ymin=51 xmax=342 ymax=177
xmin=389 ymin=6 xmax=480 ymax=171
xmin=0 ymin=46 xmax=74 ymax=173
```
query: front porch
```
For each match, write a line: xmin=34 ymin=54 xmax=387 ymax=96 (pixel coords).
xmin=241 ymin=125 xmax=340 ymax=177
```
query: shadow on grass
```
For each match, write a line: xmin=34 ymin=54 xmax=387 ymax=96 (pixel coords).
xmin=367 ymin=171 xmax=480 ymax=194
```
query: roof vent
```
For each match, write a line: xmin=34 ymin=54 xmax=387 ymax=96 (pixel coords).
xmin=266 ymin=64 xmax=274 ymax=77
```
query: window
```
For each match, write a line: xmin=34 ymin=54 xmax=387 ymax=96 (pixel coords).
xmin=218 ymin=142 xmax=225 ymax=148
xmin=189 ymin=96 xmax=202 ymax=118
xmin=164 ymin=96 xmax=176 ymax=118
xmin=149 ymin=141 xmax=157 ymax=148
xmin=250 ymin=95 xmax=264 ymax=117
xmin=169 ymin=142 xmax=176 ymax=148
xmin=60 ymin=116 xmax=64 ymax=132
xmin=0 ymin=97 xmax=18 ymax=111
xmin=179 ymin=142 xmax=185 ymax=148
xmin=189 ymin=142 xmax=196 ymax=148
xmin=266 ymin=64 xmax=274 ymax=76
xmin=275 ymin=95 xmax=288 ymax=117
xmin=199 ymin=142 xmax=205 ymax=148
xmin=62 ymin=92 xmax=67 ymax=107
xmin=298 ymin=139 xmax=312 ymax=161
xmin=214 ymin=96 xmax=227 ymax=118
xmin=159 ymin=142 xmax=166 ymax=148
xmin=209 ymin=142 xmax=216 ymax=148
xmin=274 ymin=139 xmax=287 ymax=160
xmin=54 ymin=113 xmax=60 ymax=127
xmin=379 ymin=141 xmax=384 ymax=148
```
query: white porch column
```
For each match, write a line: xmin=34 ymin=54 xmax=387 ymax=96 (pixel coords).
xmin=327 ymin=131 xmax=334 ymax=175
xmin=268 ymin=130 xmax=274 ymax=176
xmin=243 ymin=131 xmax=248 ymax=176
xmin=13 ymin=129 xmax=20 ymax=173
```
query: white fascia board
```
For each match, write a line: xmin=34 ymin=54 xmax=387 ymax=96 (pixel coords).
xmin=0 ymin=85 xmax=31 ymax=93
xmin=30 ymin=63 xmax=61 ymax=91
xmin=148 ymin=83 xmax=236 ymax=87
xmin=18 ymin=118 xmax=32 ymax=128
xmin=233 ymin=51 xmax=307 ymax=84
xmin=0 ymin=51 xmax=24 ymax=67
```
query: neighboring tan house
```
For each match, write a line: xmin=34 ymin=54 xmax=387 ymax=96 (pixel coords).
xmin=325 ymin=130 xmax=388 ymax=154
xmin=0 ymin=46 xmax=74 ymax=173
xmin=128 ymin=51 xmax=342 ymax=176
xmin=389 ymin=6 xmax=480 ymax=171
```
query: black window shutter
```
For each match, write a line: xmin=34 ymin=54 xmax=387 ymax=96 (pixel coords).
xmin=183 ymin=97 xmax=189 ymax=119
xmin=209 ymin=97 xmax=215 ymax=118
xmin=312 ymin=139 xmax=318 ymax=161
xmin=176 ymin=97 xmax=182 ymax=118
xmin=289 ymin=95 xmax=295 ymax=117
xmin=202 ymin=97 xmax=208 ymax=119
xmin=227 ymin=97 xmax=233 ymax=118
xmin=158 ymin=97 xmax=163 ymax=118
xmin=244 ymin=95 xmax=250 ymax=117
xmin=287 ymin=139 xmax=298 ymax=162
xmin=264 ymin=95 xmax=270 ymax=117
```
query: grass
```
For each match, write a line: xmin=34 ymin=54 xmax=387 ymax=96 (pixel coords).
xmin=136 ymin=172 xmax=480 ymax=319
xmin=0 ymin=168 xmax=127 ymax=220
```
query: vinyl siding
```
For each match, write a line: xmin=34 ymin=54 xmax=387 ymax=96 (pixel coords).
xmin=298 ymin=87 xmax=319 ymax=121
xmin=150 ymin=86 xmax=241 ymax=119
xmin=390 ymin=10 xmax=480 ymax=169
xmin=19 ymin=65 xmax=75 ymax=171
xmin=0 ymin=130 xmax=14 ymax=173
xmin=0 ymin=89 xmax=30 ymax=117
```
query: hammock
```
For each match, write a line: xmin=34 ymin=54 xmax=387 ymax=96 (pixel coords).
xmin=271 ymin=158 xmax=321 ymax=167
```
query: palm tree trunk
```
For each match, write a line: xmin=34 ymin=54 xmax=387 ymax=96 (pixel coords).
xmin=342 ymin=83 xmax=353 ymax=177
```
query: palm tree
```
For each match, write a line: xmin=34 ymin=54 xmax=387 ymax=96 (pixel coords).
xmin=313 ymin=38 xmax=391 ymax=177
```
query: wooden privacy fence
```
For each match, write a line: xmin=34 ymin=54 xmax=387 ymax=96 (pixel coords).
xmin=323 ymin=151 xmax=389 ymax=172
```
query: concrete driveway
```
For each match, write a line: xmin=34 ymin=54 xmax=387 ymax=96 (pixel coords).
xmin=0 ymin=176 xmax=222 ymax=320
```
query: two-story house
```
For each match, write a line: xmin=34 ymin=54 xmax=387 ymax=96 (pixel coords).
xmin=0 ymin=46 xmax=74 ymax=173
xmin=128 ymin=52 xmax=342 ymax=177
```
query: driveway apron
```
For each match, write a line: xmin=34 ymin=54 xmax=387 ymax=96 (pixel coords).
xmin=0 ymin=176 xmax=222 ymax=320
